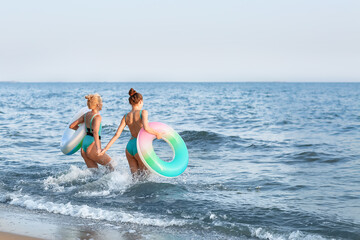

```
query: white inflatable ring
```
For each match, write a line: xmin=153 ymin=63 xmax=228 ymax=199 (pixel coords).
xmin=60 ymin=107 xmax=89 ymax=155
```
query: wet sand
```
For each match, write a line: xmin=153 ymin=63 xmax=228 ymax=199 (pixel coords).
xmin=0 ymin=232 xmax=42 ymax=240
xmin=0 ymin=204 xmax=54 ymax=240
xmin=0 ymin=203 xmax=146 ymax=240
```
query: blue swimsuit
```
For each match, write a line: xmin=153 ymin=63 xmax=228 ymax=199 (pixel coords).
xmin=82 ymin=113 xmax=102 ymax=152
xmin=125 ymin=110 xmax=142 ymax=156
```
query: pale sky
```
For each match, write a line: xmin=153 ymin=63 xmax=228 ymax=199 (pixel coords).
xmin=0 ymin=0 xmax=359 ymax=82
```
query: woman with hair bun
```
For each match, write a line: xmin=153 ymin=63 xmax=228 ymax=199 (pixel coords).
xmin=69 ymin=94 xmax=114 ymax=171
xmin=100 ymin=88 xmax=162 ymax=176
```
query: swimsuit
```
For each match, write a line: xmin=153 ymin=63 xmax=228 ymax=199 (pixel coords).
xmin=126 ymin=110 xmax=142 ymax=156
xmin=82 ymin=112 xmax=102 ymax=152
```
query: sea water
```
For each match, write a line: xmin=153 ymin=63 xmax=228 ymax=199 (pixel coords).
xmin=0 ymin=82 xmax=359 ymax=239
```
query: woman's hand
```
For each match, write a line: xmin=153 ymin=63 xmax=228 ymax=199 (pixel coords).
xmin=71 ymin=125 xmax=79 ymax=130
xmin=96 ymin=148 xmax=102 ymax=156
xmin=155 ymin=132 xmax=163 ymax=139
xmin=69 ymin=115 xmax=84 ymax=130
xmin=98 ymin=148 xmax=106 ymax=156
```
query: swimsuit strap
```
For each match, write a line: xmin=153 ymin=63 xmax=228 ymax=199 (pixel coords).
xmin=125 ymin=113 xmax=127 ymax=124
xmin=84 ymin=113 xmax=88 ymax=133
xmin=89 ymin=113 xmax=100 ymax=133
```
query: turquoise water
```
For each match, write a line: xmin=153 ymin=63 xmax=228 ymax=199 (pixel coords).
xmin=0 ymin=82 xmax=359 ymax=239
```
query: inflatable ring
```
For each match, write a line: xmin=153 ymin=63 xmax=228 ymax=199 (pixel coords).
xmin=60 ymin=107 xmax=89 ymax=155
xmin=137 ymin=122 xmax=189 ymax=177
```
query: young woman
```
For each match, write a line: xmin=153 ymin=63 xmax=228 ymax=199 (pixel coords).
xmin=69 ymin=94 xmax=114 ymax=171
xmin=99 ymin=88 xmax=162 ymax=175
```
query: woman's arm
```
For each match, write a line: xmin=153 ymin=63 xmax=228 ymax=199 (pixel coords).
xmin=92 ymin=115 xmax=102 ymax=154
xmin=99 ymin=116 xmax=126 ymax=155
xmin=142 ymin=110 xmax=162 ymax=139
xmin=69 ymin=115 xmax=85 ymax=130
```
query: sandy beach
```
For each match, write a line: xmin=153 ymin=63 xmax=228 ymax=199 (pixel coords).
xmin=0 ymin=232 xmax=42 ymax=240
xmin=0 ymin=202 xmax=154 ymax=240
xmin=0 ymin=203 xmax=54 ymax=240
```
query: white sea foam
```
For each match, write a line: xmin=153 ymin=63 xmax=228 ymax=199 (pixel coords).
xmin=43 ymin=165 xmax=95 ymax=192
xmin=75 ymin=190 xmax=111 ymax=197
xmin=105 ymin=170 xmax=132 ymax=191
xmin=209 ymin=212 xmax=217 ymax=220
xmin=250 ymin=227 xmax=330 ymax=240
xmin=75 ymin=170 xmax=131 ymax=197
xmin=43 ymin=165 xmax=132 ymax=196
xmin=5 ymin=192 xmax=185 ymax=227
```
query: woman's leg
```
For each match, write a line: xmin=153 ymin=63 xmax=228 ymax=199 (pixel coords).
xmin=86 ymin=142 xmax=114 ymax=171
xmin=134 ymin=153 xmax=148 ymax=171
xmin=126 ymin=149 xmax=139 ymax=175
xmin=81 ymin=148 xmax=98 ymax=168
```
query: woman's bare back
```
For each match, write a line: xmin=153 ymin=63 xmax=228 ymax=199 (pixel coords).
xmin=125 ymin=110 xmax=143 ymax=138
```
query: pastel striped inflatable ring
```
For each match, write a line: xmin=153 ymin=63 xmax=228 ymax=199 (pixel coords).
xmin=60 ymin=107 xmax=89 ymax=155
xmin=137 ymin=122 xmax=189 ymax=177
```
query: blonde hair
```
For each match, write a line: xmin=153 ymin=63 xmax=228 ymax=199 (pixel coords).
xmin=85 ymin=93 xmax=102 ymax=109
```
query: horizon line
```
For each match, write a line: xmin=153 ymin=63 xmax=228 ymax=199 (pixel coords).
xmin=1 ymin=80 xmax=360 ymax=83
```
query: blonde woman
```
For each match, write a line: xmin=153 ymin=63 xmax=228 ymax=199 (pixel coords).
xmin=100 ymin=88 xmax=161 ymax=175
xmin=70 ymin=94 xmax=114 ymax=171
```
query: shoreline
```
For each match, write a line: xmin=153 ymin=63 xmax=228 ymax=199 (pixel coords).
xmin=0 ymin=203 xmax=56 ymax=240
xmin=0 ymin=232 xmax=42 ymax=240
xmin=0 ymin=203 xmax=170 ymax=240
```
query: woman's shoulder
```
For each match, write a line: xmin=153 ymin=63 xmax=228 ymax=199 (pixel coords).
xmin=124 ymin=111 xmax=131 ymax=117
xmin=123 ymin=111 xmax=131 ymax=121
xmin=141 ymin=109 xmax=148 ymax=116
xmin=92 ymin=113 xmax=102 ymax=120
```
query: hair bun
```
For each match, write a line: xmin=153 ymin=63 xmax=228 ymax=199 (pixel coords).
xmin=85 ymin=94 xmax=96 ymax=100
xmin=129 ymin=88 xmax=137 ymax=96
xmin=128 ymin=88 xmax=143 ymax=105
xmin=85 ymin=93 xmax=102 ymax=109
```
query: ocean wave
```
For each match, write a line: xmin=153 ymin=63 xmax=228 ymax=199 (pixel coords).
xmin=179 ymin=130 xmax=285 ymax=152
xmin=277 ymin=150 xmax=345 ymax=164
xmin=246 ymin=142 xmax=277 ymax=150
xmin=187 ymin=182 xmax=236 ymax=192
xmin=180 ymin=130 xmax=224 ymax=143
xmin=179 ymin=130 xmax=249 ymax=150
xmin=75 ymin=170 xmax=131 ymax=197
xmin=44 ymin=165 xmax=131 ymax=195
xmin=293 ymin=143 xmax=328 ymax=148
xmin=293 ymin=151 xmax=342 ymax=163
xmin=44 ymin=165 xmax=95 ymax=192
xmin=123 ymin=181 xmax=188 ymax=197
xmin=250 ymin=227 xmax=328 ymax=240
xmin=42 ymin=165 xmax=190 ymax=199
xmin=3 ymin=193 xmax=186 ymax=227
xmin=4 ymin=129 xmax=26 ymax=138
